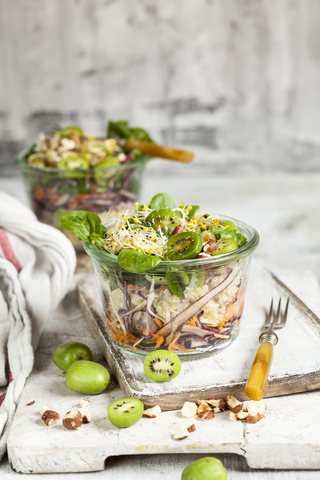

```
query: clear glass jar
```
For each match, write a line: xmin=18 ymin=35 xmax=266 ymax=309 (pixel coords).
xmin=84 ymin=216 xmax=259 ymax=359
xmin=15 ymin=152 xmax=149 ymax=250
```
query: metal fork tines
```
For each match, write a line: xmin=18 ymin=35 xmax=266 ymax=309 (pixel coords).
xmin=259 ymin=298 xmax=290 ymax=346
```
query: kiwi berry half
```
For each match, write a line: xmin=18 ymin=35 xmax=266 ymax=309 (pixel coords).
xmin=144 ymin=209 xmax=180 ymax=235
xmin=107 ymin=398 xmax=144 ymax=428
xmin=164 ymin=231 xmax=202 ymax=260
xmin=143 ymin=350 xmax=181 ymax=382
xmin=211 ymin=238 xmax=238 ymax=256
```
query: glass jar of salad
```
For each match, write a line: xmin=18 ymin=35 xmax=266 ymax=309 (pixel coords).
xmin=15 ymin=123 xmax=151 ymax=250
xmin=62 ymin=193 xmax=259 ymax=358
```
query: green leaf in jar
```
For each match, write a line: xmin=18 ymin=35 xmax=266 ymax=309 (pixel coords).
xmin=165 ymin=267 xmax=190 ymax=298
xmin=59 ymin=210 xmax=107 ymax=247
xmin=118 ymin=249 xmax=162 ymax=273
xmin=149 ymin=193 xmax=178 ymax=211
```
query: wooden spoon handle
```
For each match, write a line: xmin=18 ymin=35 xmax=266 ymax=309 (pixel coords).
xmin=125 ymin=139 xmax=194 ymax=163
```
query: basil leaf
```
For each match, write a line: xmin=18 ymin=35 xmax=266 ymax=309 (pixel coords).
xmin=187 ymin=205 xmax=199 ymax=219
xmin=107 ymin=120 xmax=155 ymax=143
xmin=149 ymin=193 xmax=178 ymax=211
xmin=108 ymin=120 xmax=131 ymax=139
xmin=60 ymin=210 xmax=106 ymax=247
xmin=118 ymin=249 xmax=162 ymax=273
xmin=166 ymin=269 xmax=184 ymax=299
xmin=129 ymin=127 xmax=155 ymax=144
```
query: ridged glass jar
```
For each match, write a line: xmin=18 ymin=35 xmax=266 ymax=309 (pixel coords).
xmin=84 ymin=216 xmax=259 ymax=359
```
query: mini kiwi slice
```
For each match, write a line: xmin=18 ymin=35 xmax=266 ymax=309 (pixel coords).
xmin=107 ymin=398 xmax=144 ymax=428
xmin=211 ymin=238 xmax=238 ymax=256
xmin=164 ymin=231 xmax=202 ymax=260
xmin=144 ymin=209 xmax=180 ymax=235
xmin=143 ymin=350 xmax=181 ymax=382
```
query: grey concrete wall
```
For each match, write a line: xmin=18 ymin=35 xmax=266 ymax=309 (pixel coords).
xmin=1 ymin=0 xmax=320 ymax=176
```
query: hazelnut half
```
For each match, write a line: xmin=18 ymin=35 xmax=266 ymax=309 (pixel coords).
xmin=41 ymin=410 xmax=60 ymax=426
xmin=63 ymin=410 xmax=82 ymax=430
xmin=173 ymin=424 xmax=189 ymax=440
xmin=181 ymin=402 xmax=197 ymax=418
xmin=226 ymin=395 xmax=243 ymax=414
xmin=82 ymin=410 xmax=92 ymax=424
xmin=206 ymin=397 xmax=226 ymax=413
xmin=143 ymin=405 xmax=162 ymax=418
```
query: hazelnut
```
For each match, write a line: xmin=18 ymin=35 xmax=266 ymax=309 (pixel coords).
xmin=201 ymin=231 xmax=215 ymax=244
xmin=181 ymin=402 xmax=197 ymax=418
xmin=226 ymin=395 xmax=243 ymax=414
xmin=63 ymin=410 xmax=82 ymax=430
xmin=203 ymin=240 xmax=219 ymax=254
xmin=79 ymin=399 xmax=90 ymax=408
xmin=237 ymin=411 xmax=249 ymax=420
xmin=246 ymin=413 xmax=264 ymax=424
xmin=41 ymin=410 xmax=60 ymax=426
xmin=82 ymin=410 xmax=92 ymax=424
xmin=187 ymin=424 xmax=196 ymax=433
xmin=197 ymin=253 xmax=210 ymax=259
xmin=143 ymin=405 xmax=162 ymax=418
xmin=229 ymin=411 xmax=239 ymax=422
xmin=40 ymin=405 xmax=52 ymax=416
xmin=206 ymin=397 xmax=226 ymax=413
xmin=197 ymin=401 xmax=215 ymax=420
xmin=173 ymin=225 xmax=183 ymax=235
xmin=246 ymin=400 xmax=266 ymax=416
xmin=173 ymin=424 xmax=189 ymax=440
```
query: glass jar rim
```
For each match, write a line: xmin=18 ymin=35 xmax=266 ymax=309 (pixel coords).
xmin=84 ymin=214 xmax=260 ymax=270
xmin=15 ymin=149 xmax=150 ymax=174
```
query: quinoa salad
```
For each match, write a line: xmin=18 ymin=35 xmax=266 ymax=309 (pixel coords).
xmin=61 ymin=192 xmax=258 ymax=356
xmin=16 ymin=120 xmax=153 ymax=248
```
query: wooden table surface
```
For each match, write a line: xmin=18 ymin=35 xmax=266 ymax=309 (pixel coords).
xmin=1 ymin=171 xmax=320 ymax=479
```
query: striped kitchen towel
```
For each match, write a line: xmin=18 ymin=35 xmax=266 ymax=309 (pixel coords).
xmin=0 ymin=192 xmax=76 ymax=460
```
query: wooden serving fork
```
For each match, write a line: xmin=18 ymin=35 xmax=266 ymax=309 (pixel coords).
xmin=245 ymin=298 xmax=289 ymax=401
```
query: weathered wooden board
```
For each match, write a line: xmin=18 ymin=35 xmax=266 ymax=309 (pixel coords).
xmin=78 ymin=260 xmax=320 ymax=410
xmin=6 ymin=266 xmax=320 ymax=473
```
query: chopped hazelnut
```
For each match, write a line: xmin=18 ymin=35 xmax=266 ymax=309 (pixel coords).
xmin=197 ymin=401 xmax=215 ymax=420
xmin=82 ymin=410 xmax=92 ymax=424
xmin=40 ymin=405 xmax=52 ymax=416
xmin=143 ymin=405 xmax=162 ymax=418
xmin=26 ymin=401 xmax=35 ymax=406
xmin=246 ymin=400 xmax=266 ymax=416
xmin=229 ymin=411 xmax=239 ymax=422
xmin=226 ymin=395 xmax=243 ymax=413
xmin=63 ymin=410 xmax=82 ymax=430
xmin=41 ymin=410 xmax=60 ymax=426
xmin=206 ymin=397 xmax=226 ymax=413
xmin=173 ymin=424 xmax=189 ymax=440
xmin=173 ymin=225 xmax=183 ymax=235
xmin=201 ymin=231 xmax=216 ymax=244
xmin=246 ymin=413 xmax=264 ymax=424
xmin=181 ymin=402 xmax=197 ymax=418
xmin=203 ymin=240 xmax=219 ymax=254
xmin=79 ymin=399 xmax=90 ymax=408
xmin=237 ymin=411 xmax=249 ymax=420
xmin=187 ymin=424 xmax=196 ymax=433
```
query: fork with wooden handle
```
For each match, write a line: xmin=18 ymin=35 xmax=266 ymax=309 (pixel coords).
xmin=123 ymin=138 xmax=194 ymax=163
xmin=245 ymin=298 xmax=289 ymax=401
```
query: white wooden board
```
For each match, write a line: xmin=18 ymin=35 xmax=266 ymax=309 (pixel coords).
xmin=78 ymin=261 xmax=320 ymax=409
xmin=6 ymin=264 xmax=320 ymax=473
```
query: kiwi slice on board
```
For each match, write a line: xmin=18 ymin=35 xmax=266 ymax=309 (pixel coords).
xmin=211 ymin=238 xmax=238 ymax=256
xmin=143 ymin=350 xmax=181 ymax=382
xmin=107 ymin=398 xmax=144 ymax=428
xmin=164 ymin=231 xmax=202 ymax=260
xmin=144 ymin=209 xmax=180 ymax=235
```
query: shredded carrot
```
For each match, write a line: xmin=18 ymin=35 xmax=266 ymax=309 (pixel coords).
xmin=168 ymin=333 xmax=181 ymax=352
xmin=128 ymin=284 xmax=143 ymax=290
xmin=154 ymin=335 xmax=165 ymax=349
xmin=186 ymin=316 xmax=197 ymax=326
xmin=154 ymin=317 xmax=163 ymax=328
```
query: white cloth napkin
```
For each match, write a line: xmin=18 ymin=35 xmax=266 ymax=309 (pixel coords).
xmin=0 ymin=192 xmax=76 ymax=460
